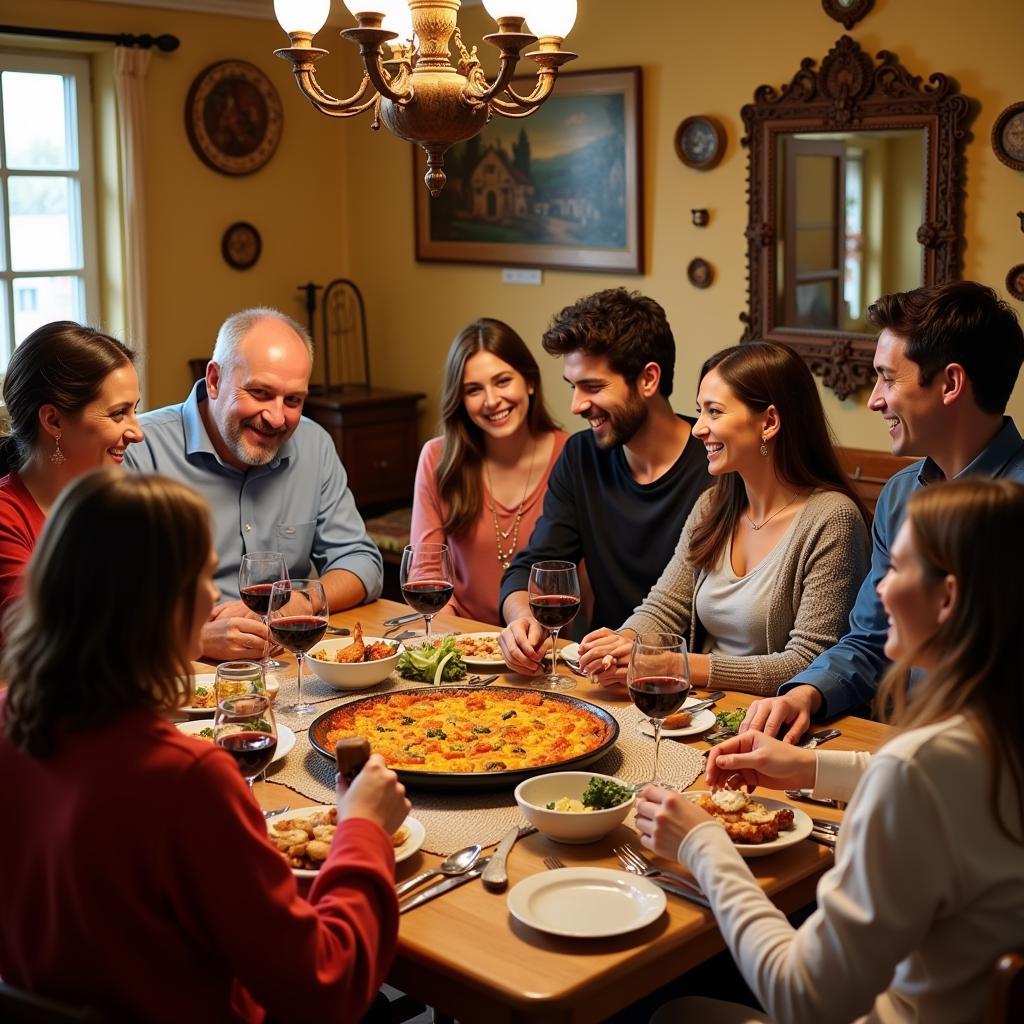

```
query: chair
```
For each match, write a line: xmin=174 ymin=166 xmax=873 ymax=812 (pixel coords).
xmin=0 ymin=983 xmax=104 ymax=1023
xmin=987 ymin=950 xmax=1024 ymax=1023
xmin=188 ymin=358 xmax=208 ymax=383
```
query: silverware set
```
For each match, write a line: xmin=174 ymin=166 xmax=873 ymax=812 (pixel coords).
xmin=613 ymin=844 xmax=711 ymax=910
xmin=784 ymin=788 xmax=847 ymax=810
xmin=809 ymin=818 xmax=841 ymax=848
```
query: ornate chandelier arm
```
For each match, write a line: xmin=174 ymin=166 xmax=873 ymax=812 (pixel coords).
xmin=490 ymin=93 xmax=547 ymax=119
xmin=500 ymin=71 xmax=557 ymax=110
xmin=274 ymin=42 xmax=381 ymax=116
xmin=341 ymin=28 xmax=414 ymax=106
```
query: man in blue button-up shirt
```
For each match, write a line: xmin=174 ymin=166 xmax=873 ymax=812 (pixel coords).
xmin=126 ymin=308 xmax=382 ymax=660
xmin=743 ymin=281 xmax=1024 ymax=742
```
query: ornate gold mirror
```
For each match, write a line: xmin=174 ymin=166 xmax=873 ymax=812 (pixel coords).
xmin=740 ymin=36 xmax=973 ymax=398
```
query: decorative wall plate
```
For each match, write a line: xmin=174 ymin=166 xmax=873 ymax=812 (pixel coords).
xmin=221 ymin=221 xmax=262 ymax=270
xmin=992 ymin=102 xmax=1024 ymax=172
xmin=821 ymin=0 xmax=874 ymax=30
xmin=185 ymin=60 xmax=283 ymax=176
xmin=674 ymin=116 xmax=725 ymax=170
xmin=1007 ymin=264 xmax=1024 ymax=302
xmin=687 ymin=257 xmax=713 ymax=289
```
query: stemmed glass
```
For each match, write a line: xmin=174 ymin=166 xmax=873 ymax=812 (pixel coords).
xmin=239 ymin=551 xmax=288 ymax=670
xmin=399 ymin=543 xmax=454 ymax=639
xmin=267 ymin=579 xmax=328 ymax=715
xmin=528 ymin=560 xmax=581 ymax=691
xmin=627 ymin=632 xmax=690 ymax=787
xmin=213 ymin=693 xmax=278 ymax=800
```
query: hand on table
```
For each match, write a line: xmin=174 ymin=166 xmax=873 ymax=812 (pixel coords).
xmin=705 ymin=730 xmax=817 ymax=792
xmin=201 ymin=600 xmax=273 ymax=661
xmin=633 ymin=784 xmax=714 ymax=861
xmin=499 ymin=616 xmax=548 ymax=675
xmin=741 ymin=685 xmax=822 ymax=743
xmin=577 ymin=627 xmax=634 ymax=688
xmin=337 ymin=753 xmax=410 ymax=835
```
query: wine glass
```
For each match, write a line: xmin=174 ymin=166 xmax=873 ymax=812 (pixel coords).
xmin=239 ymin=551 xmax=288 ymax=670
xmin=213 ymin=693 xmax=278 ymax=800
xmin=267 ymin=579 xmax=328 ymax=715
xmin=627 ymin=632 xmax=690 ymax=787
xmin=528 ymin=560 xmax=581 ymax=691
xmin=399 ymin=543 xmax=454 ymax=639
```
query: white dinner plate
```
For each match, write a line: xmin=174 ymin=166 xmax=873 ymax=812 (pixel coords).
xmin=560 ymin=642 xmax=581 ymax=664
xmin=178 ymin=673 xmax=218 ymax=716
xmin=507 ymin=867 xmax=666 ymax=938
xmin=266 ymin=807 xmax=426 ymax=878
xmin=448 ymin=631 xmax=505 ymax=668
xmin=176 ymin=720 xmax=296 ymax=765
xmin=686 ymin=792 xmax=813 ymax=858
xmin=637 ymin=708 xmax=717 ymax=738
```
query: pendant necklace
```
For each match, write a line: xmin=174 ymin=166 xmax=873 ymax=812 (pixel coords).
xmin=745 ymin=492 xmax=798 ymax=531
xmin=485 ymin=438 xmax=537 ymax=569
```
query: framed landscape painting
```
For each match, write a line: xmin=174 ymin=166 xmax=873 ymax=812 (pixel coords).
xmin=414 ymin=66 xmax=643 ymax=274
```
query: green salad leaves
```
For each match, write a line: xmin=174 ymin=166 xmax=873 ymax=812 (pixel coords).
xmin=397 ymin=636 xmax=467 ymax=684
xmin=580 ymin=776 xmax=632 ymax=809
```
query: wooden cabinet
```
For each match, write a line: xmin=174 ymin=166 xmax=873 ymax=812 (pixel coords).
xmin=302 ymin=387 xmax=424 ymax=512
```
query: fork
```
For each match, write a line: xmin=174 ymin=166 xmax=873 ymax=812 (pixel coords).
xmin=613 ymin=844 xmax=707 ymax=897
xmin=543 ymin=856 xmax=566 ymax=870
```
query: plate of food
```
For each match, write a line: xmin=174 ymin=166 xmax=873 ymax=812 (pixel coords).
xmin=308 ymin=686 xmax=619 ymax=790
xmin=266 ymin=806 xmax=425 ymax=877
xmin=638 ymin=706 xmax=717 ymax=738
xmin=178 ymin=673 xmax=218 ymax=716
xmin=507 ymin=867 xmax=665 ymax=938
xmin=686 ymin=791 xmax=812 ymax=858
xmin=176 ymin=719 xmax=296 ymax=765
xmin=436 ymin=632 xmax=505 ymax=668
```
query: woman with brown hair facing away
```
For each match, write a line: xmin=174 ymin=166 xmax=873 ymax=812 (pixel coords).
xmin=638 ymin=478 xmax=1024 ymax=1023
xmin=580 ymin=341 xmax=870 ymax=693
xmin=0 ymin=320 xmax=144 ymax=624
xmin=0 ymin=471 xmax=409 ymax=1022
xmin=412 ymin=318 xmax=568 ymax=624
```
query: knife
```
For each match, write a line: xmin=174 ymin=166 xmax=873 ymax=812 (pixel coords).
xmin=799 ymin=728 xmax=842 ymax=749
xmin=784 ymin=788 xmax=846 ymax=809
xmin=383 ymin=611 xmax=421 ymax=626
xmin=648 ymin=876 xmax=712 ymax=910
xmin=399 ymin=857 xmax=490 ymax=913
xmin=481 ymin=826 xmax=521 ymax=892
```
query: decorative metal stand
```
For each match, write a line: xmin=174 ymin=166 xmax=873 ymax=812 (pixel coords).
xmin=298 ymin=279 xmax=371 ymax=392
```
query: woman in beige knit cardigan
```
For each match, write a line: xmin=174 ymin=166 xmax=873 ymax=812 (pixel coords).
xmin=578 ymin=342 xmax=870 ymax=696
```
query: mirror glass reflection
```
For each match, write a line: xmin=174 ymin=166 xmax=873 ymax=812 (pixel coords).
xmin=775 ymin=129 xmax=926 ymax=334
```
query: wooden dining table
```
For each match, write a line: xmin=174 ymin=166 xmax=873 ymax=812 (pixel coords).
xmin=251 ymin=598 xmax=890 ymax=1024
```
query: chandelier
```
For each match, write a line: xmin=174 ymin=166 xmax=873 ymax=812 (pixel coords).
xmin=273 ymin=0 xmax=578 ymax=195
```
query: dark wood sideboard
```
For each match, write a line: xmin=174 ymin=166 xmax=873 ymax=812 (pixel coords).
xmin=303 ymin=387 xmax=425 ymax=513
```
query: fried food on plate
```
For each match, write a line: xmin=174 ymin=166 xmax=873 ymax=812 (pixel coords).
xmin=337 ymin=622 xmax=366 ymax=663
xmin=663 ymin=711 xmax=691 ymax=729
xmin=693 ymin=790 xmax=796 ymax=845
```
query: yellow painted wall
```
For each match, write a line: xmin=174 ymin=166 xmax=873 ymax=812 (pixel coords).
xmin=3 ymin=0 xmax=1023 ymax=449
xmin=339 ymin=0 xmax=1024 ymax=449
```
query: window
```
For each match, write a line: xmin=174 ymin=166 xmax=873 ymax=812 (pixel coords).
xmin=0 ymin=51 xmax=98 ymax=362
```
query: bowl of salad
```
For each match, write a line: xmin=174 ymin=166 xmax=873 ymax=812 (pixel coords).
xmin=514 ymin=772 xmax=636 ymax=844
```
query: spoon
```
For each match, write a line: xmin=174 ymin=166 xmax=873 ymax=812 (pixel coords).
xmin=395 ymin=843 xmax=482 ymax=898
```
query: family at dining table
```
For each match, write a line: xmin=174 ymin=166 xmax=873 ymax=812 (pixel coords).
xmin=1 ymin=275 xmax=1023 ymax=1021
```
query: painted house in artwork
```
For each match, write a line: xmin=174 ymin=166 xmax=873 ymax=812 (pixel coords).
xmin=469 ymin=146 xmax=534 ymax=220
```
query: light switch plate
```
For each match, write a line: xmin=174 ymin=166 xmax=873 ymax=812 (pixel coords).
xmin=501 ymin=268 xmax=542 ymax=286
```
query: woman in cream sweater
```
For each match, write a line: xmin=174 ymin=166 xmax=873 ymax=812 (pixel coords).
xmin=580 ymin=342 xmax=870 ymax=694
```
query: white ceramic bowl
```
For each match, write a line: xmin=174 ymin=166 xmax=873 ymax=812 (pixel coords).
xmin=306 ymin=636 xmax=402 ymax=690
xmin=514 ymin=771 xmax=636 ymax=845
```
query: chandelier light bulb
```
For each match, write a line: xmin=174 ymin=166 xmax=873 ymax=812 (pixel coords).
xmin=481 ymin=1 xmax=531 ymax=22
xmin=526 ymin=0 xmax=577 ymax=39
xmin=274 ymin=0 xmax=331 ymax=35
xmin=381 ymin=0 xmax=414 ymax=44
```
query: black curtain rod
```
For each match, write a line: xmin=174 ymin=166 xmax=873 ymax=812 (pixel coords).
xmin=0 ymin=24 xmax=180 ymax=52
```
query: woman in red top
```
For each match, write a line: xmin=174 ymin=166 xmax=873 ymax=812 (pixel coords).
xmin=0 ymin=471 xmax=410 ymax=1022
xmin=0 ymin=321 xmax=145 ymax=627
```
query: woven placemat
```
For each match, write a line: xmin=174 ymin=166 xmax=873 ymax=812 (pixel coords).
xmin=270 ymin=699 xmax=707 ymax=856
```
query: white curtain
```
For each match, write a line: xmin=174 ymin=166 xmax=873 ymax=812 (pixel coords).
xmin=112 ymin=46 xmax=151 ymax=404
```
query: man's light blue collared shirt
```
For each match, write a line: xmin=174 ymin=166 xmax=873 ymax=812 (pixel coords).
xmin=781 ymin=417 xmax=1024 ymax=717
xmin=125 ymin=381 xmax=383 ymax=602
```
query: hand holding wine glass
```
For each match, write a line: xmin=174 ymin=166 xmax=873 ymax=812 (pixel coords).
xmin=267 ymin=578 xmax=328 ymax=715
xmin=239 ymin=551 xmax=288 ymax=670
xmin=627 ymin=632 xmax=690 ymax=787
xmin=528 ymin=560 xmax=581 ymax=691
xmin=400 ymin=543 xmax=454 ymax=639
xmin=213 ymin=693 xmax=277 ymax=799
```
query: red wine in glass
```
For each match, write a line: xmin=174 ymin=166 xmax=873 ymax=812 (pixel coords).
xmin=269 ymin=615 xmax=328 ymax=653
xmin=219 ymin=731 xmax=277 ymax=778
xmin=400 ymin=544 xmax=454 ymax=639
xmin=401 ymin=580 xmax=454 ymax=616
xmin=627 ymin=634 xmax=690 ymax=787
xmin=527 ymin=561 xmax=581 ymax=691
xmin=238 ymin=551 xmax=288 ymax=671
xmin=240 ymin=583 xmax=285 ymax=615
xmin=528 ymin=594 xmax=581 ymax=630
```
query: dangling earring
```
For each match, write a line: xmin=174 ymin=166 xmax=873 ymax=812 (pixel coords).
xmin=759 ymin=437 xmax=768 ymax=457
xmin=50 ymin=433 xmax=66 ymax=466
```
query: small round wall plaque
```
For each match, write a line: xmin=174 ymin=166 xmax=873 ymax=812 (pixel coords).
xmin=674 ymin=116 xmax=725 ymax=170
xmin=221 ymin=222 xmax=262 ymax=270
xmin=1007 ymin=264 xmax=1024 ymax=302
xmin=992 ymin=102 xmax=1024 ymax=172
xmin=687 ymin=258 xmax=714 ymax=289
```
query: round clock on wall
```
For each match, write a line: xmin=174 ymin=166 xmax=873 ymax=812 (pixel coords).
xmin=992 ymin=102 xmax=1024 ymax=172
xmin=674 ymin=116 xmax=726 ymax=170
xmin=221 ymin=222 xmax=262 ymax=270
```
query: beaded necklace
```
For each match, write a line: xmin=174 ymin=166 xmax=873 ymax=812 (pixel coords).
xmin=484 ymin=438 xmax=537 ymax=569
